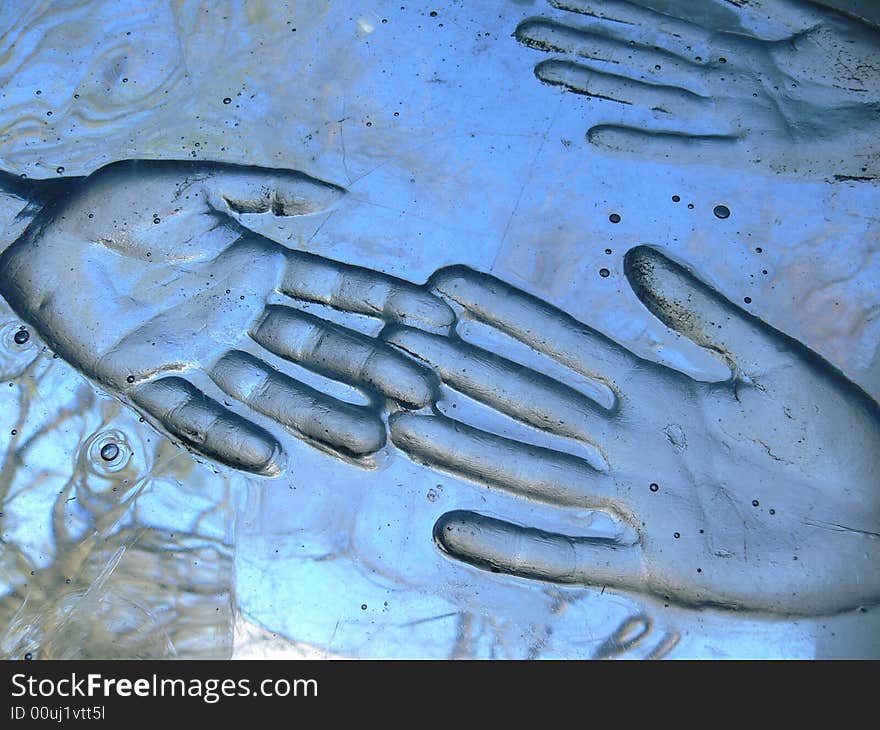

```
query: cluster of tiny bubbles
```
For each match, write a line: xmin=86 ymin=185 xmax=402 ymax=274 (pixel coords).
xmin=0 ymin=319 xmax=42 ymax=379
xmin=82 ymin=428 xmax=134 ymax=478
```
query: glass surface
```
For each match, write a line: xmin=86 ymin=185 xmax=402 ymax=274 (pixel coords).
xmin=0 ymin=0 xmax=878 ymax=659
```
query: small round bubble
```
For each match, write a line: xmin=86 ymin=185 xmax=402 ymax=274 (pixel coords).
xmin=0 ymin=320 xmax=40 ymax=379
xmin=100 ymin=442 xmax=120 ymax=461
xmin=84 ymin=429 xmax=133 ymax=477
